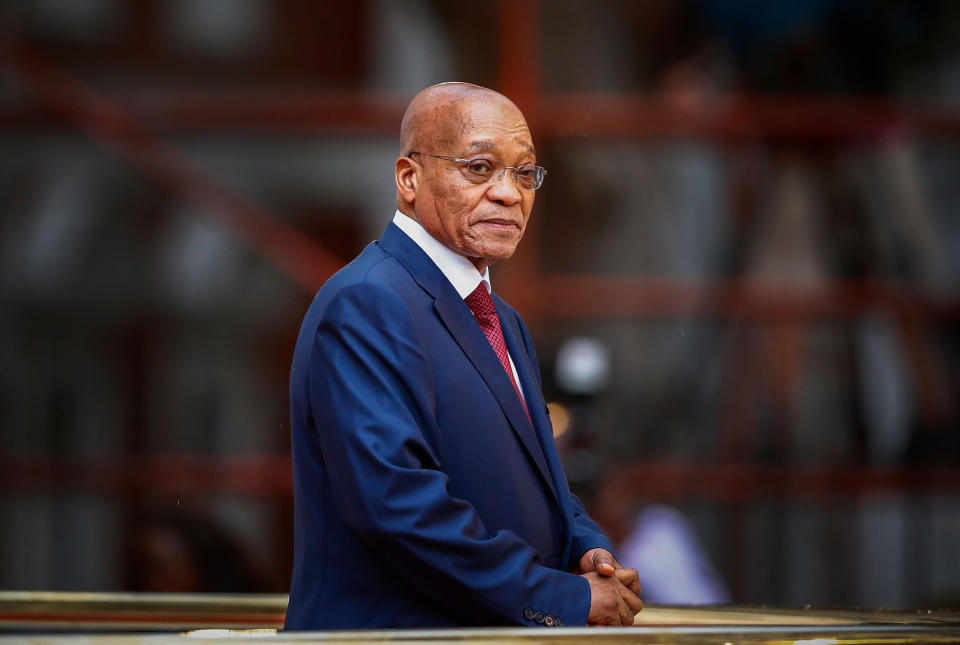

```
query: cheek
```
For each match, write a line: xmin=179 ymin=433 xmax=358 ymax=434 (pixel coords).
xmin=445 ymin=196 xmax=473 ymax=234
xmin=440 ymin=190 xmax=483 ymax=232
xmin=520 ymin=196 xmax=535 ymax=226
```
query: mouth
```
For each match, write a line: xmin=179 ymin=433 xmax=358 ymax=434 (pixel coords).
xmin=476 ymin=218 xmax=521 ymax=230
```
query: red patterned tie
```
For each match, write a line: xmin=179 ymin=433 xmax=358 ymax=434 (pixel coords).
xmin=464 ymin=283 xmax=529 ymax=417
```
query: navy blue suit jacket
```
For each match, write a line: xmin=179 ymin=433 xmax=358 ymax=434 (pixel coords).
xmin=285 ymin=221 xmax=612 ymax=629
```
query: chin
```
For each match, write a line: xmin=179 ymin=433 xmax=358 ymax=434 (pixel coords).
xmin=487 ymin=247 xmax=519 ymax=262
xmin=466 ymin=239 xmax=519 ymax=260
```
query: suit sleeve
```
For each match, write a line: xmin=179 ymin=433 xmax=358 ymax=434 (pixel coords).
xmin=567 ymin=493 xmax=616 ymax=569
xmin=308 ymin=280 xmax=591 ymax=626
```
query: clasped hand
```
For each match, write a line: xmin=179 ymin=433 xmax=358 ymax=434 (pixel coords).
xmin=575 ymin=548 xmax=643 ymax=626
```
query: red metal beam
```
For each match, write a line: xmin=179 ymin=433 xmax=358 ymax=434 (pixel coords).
xmin=533 ymin=275 xmax=960 ymax=320
xmin=112 ymin=89 xmax=405 ymax=136
xmin=606 ymin=461 xmax=960 ymax=503
xmin=0 ymin=455 xmax=292 ymax=497
xmin=541 ymin=93 xmax=960 ymax=140
xmin=4 ymin=91 xmax=960 ymax=138
xmin=497 ymin=0 xmax=540 ymax=114
xmin=3 ymin=456 xmax=959 ymax=503
xmin=0 ymin=33 xmax=344 ymax=293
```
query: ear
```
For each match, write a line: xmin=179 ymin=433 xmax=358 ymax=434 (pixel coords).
xmin=395 ymin=156 xmax=418 ymax=205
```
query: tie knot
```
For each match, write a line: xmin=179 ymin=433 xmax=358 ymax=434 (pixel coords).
xmin=464 ymin=283 xmax=496 ymax=320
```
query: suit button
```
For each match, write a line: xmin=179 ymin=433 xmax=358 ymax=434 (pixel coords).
xmin=555 ymin=618 xmax=564 ymax=627
xmin=544 ymin=615 xmax=554 ymax=626
xmin=534 ymin=611 xmax=545 ymax=624
xmin=523 ymin=608 xmax=535 ymax=620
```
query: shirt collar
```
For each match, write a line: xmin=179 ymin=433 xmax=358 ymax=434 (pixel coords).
xmin=392 ymin=211 xmax=491 ymax=298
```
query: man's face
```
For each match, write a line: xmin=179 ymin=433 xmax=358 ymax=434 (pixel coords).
xmin=412 ymin=97 xmax=536 ymax=272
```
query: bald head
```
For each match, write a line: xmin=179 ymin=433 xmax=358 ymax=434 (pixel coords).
xmin=400 ymin=82 xmax=527 ymax=156
xmin=393 ymin=83 xmax=537 ymax=273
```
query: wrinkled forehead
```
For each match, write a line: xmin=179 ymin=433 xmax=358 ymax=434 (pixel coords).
xmin=440 ymin=96 xmax=535 ymax=157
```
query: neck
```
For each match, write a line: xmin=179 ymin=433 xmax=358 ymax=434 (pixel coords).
xmin=396 ymin=205 xmax=492 ymax=274
xmin=470 ymin=257 xmax=491 ymax=273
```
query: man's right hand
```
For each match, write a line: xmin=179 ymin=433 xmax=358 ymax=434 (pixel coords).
xmin=582 ymin=571 xmax=644 ymax=626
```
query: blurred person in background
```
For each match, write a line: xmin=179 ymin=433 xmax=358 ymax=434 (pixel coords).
xmin=616 ymin=505 xmax=730 ymax=605
xmin=284 ymin=83 xmax=642 ymax=629
xmin=590 ymin=476 xmax=730 ymax=606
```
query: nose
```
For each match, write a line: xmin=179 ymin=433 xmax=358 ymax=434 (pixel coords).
xmin=486 ymin=166 xmax=522 ymax=206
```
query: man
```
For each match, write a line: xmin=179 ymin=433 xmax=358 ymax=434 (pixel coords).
xmin=285 ymin=83 xmax=642 ymax=629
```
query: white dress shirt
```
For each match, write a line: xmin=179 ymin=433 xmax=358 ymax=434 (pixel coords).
xmin=392 ymin=211 xmax=525 ymax=400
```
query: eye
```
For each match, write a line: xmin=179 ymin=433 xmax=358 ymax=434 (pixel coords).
xmin=466 ymin=159 xmax=494 ymax=175
xmin=516 ymin=165 xmax=536 ymax=179
xmin=516 ymin=165 xmax=540 ymax=188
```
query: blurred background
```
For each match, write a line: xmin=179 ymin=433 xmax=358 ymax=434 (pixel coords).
xmin=1 ymin=0 xmax=959 ymax=608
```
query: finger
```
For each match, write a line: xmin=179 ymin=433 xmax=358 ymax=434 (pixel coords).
xmin=606 ymin=593 xmax=624 ymax=626
xmin=617 ymin=595 xmax=634 ymax=626
xmin=620 ymin=584 xmax=644 ymax=613
xmin=592 ymin=550 xmax=616 ymax=576
xmin=615 ymin=567 xmax=642 ymax=595
xmin=592 ymin=605 xmax=619 ymax=627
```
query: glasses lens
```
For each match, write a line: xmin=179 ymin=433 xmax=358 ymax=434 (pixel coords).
xmin=459 ymin=158 xmax=545 ymax=190
xmin=462 ymin=158 xmax=497 ymax=184
xmin=516 ymin=165 xmax=543 ymax=190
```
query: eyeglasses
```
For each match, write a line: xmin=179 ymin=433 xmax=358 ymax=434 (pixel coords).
xmin=408 ymin=151 xmax=547 ymax=191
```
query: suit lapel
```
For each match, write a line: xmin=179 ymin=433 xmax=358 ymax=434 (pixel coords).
xmin=497 ymin=302 xmax=562 ymax=506
xmin=378 ymin=223 xmax=558 ymax=502
xmin=433 ymin=291 xmax=558 ymax=499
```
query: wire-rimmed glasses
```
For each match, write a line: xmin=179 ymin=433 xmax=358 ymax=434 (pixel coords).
xmin=408 ymin=151 xmax=547 ymax=190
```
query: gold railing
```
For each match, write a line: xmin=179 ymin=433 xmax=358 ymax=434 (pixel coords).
xmin=0 ymin=591 xmax=286 ymax=631
xmin=1 ymin=592 xmax=959 ymax=644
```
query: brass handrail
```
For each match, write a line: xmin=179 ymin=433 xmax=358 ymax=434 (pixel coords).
xmin=2 ymin=592 xmax=959 ymax=644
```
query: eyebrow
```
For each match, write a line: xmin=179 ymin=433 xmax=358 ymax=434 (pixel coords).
xmin=464 ymin=140 xmax=536 ymax=156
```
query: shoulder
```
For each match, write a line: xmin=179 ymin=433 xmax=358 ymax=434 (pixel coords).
xmin=325 ymin=242 xmax=409 ymax=291
xmin=307 ymin=242 xmax=420 ymax=313
xmin=293 ymin=244 xmax=423 ymax=356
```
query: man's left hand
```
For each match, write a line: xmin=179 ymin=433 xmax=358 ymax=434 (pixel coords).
xmin=576 ymin=548 xmax=642 ymax=597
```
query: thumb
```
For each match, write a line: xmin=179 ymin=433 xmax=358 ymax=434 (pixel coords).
xmin=593 ymin=549 xmax=616 ymax=576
